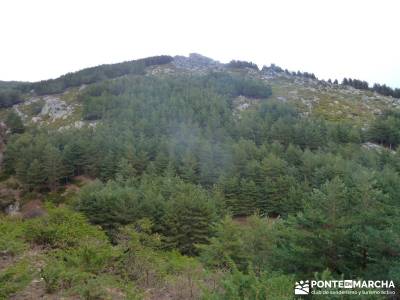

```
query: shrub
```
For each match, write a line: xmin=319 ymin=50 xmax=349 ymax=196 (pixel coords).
xmin=204 ymin=266 xmax=293 ymax=300
xmin=116 ymin=223 xmax=166 ymax=288
xmin=41 ymin=258 xmax=90 ymax=293
xmin=0 ymin=217 xmax=27 ymax=256
xmin=0 ymin=260 xmax=34 ymax=298
xmin=42 ymin=236 xmax=116 ymax=294
xmin=24 ymin=206 xmax=107 ymax=249
xmin=42 ymin=242 xmax=137 ymax=298
xmin=73 ymin=275 xmax=140 ymax=300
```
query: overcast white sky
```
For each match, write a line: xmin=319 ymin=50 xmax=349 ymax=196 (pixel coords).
xmin=1 ymin=0 xmax=399 ymax=87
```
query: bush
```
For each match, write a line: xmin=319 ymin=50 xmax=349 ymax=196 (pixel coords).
xmin=205 ymin=266 xmax=293 ymax=300
xmin=116 ymin=223 xmax=166 ymax=287
xmin=73 ymin=275 xmax=140 ymax=300
xmin=0 ymin=217 xmax=27 ymax=256
xmin=0 ymin=260 xmax=34 ymax=298
xmin=40 ymin=224 xmax=120 ymax=295
xmin=56 ymin=240 xmax=114 ymax=272
xmin=42 ymin=242 xmax=115 ymax=294
xmin=42 ymin=259 xmax=89 ymax=293
xmin=42 ymin=262 xmax=139 ymax=299
xmin=24 ymin=206 xmax=107 ymax=249
xmin=77 ymin=180 xmax=141 ymax=232
xmin=42 ymin=234 xmax=138 ymax=298
xmin=116 ymin=223 xmax=205 ymax=297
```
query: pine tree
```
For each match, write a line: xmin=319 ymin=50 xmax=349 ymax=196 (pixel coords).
xmin=15 ymin=159 xmax=29 ymax=184
xmin=43 ymin=145 xmax=65 ymax=190
xmin=263 ymin=175 xmax=297 ymax=217
xmin=198 ymin=143 xmax=218 ymax=187
xmin=257 ymin=154 xmax=291 ymax=215
xmin=285 ymin=144 xmax=303 ymax=167
xmin=154 ymin=151 xmax=169 ymax=174
xmin=162 ymin=186 xmax=216 ymax=255
xmin=259 ymin=154 xmax=287 ymax=179
xmin=198 ymin=216 xmax=249 ymax=270
xmin=27 ymin=159 xmax=45 ymax=190
xmin=220 ymin=176 xmax=241 ymax=216
xmin=347 ymin=171 xmax=399 ymax=278
xmin=180 ymin=151 xmax=199 ymax=183
xmin=238 ymin=179 xmax=258 ymax=216
xmin=115 ymin=158 xmax=137 ymax=180
xmin=273 ymin=178 xmax=352 ymax=276
xmin=132 ymin=150 xmax=149 ymax=175
xmin=100 ymin=152 xmax=117 ymax=181
xmin=63 ymin=141 xmax=87 ymax=176
xmin=78 ymin=180 xmax=137 ymax=232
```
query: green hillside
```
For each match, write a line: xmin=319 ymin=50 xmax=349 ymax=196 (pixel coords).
xmin=0 ymin=54 xmax=399 ymax=299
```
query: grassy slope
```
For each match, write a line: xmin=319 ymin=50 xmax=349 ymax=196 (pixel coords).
xmin=267 ymin=76 xmax=396 ymax=125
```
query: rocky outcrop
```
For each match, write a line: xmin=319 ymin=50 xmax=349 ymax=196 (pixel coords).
xmin=39 ymin=95 xmax=74 ymax=121
xmin=4 ymin=201 xmax=19 ymax=216
xmin=21 ymin=200 xmax=46 ymax=219
xmin=58 ymin=120 xmax=98 ymax=131
xmin=173 ymin=53 xmax=222 ymax=71
xmin=13 ymin=94 xmax=78 ymax=125
xmin=0 ymin=185 xmax=20 ymax=215
xmin=362 ymin=142 xmax=395 ymax=153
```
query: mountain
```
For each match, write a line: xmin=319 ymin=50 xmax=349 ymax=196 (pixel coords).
xmin=1 ymin=53 xmax=399 ymax=130
xmin=1 ymin=54 xmax=400 ymax=299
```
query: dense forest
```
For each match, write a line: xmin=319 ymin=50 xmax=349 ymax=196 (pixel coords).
xmin=1 ymin=65 xmax=400 ymax=299
xmin=1 ymin=56 xmax=399 ymax=114
xmin=0 ymin=55 xmax=173 ymax=108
